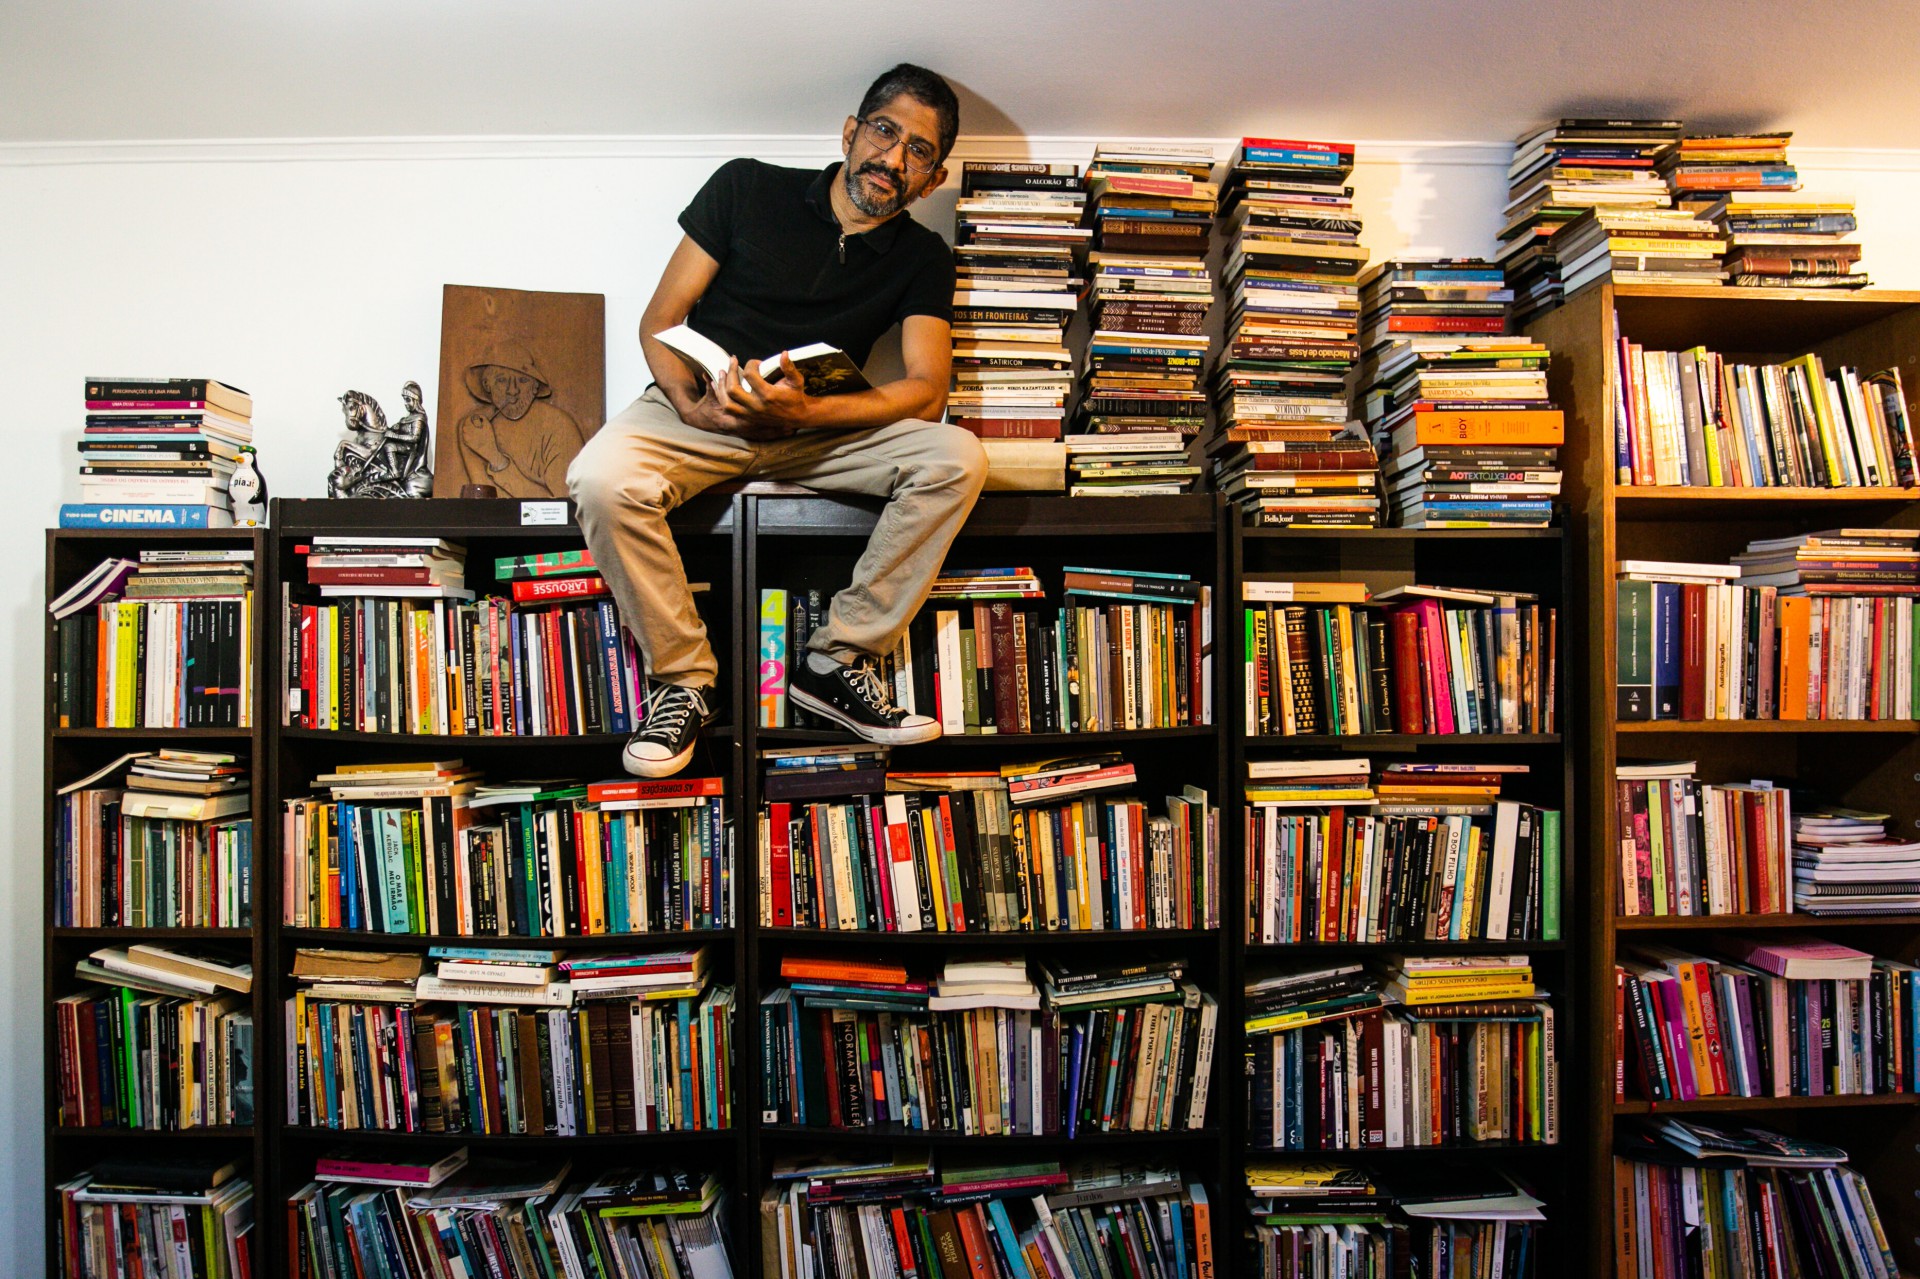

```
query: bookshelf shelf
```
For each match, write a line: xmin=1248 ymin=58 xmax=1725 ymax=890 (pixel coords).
xmin=51 ymin=726 xmax=252 ymax=740
xmin=49 ymin=926 xmax=254 ymax=942
xmin=1612 ymin=1094 xmax=1920 ymax=1116
xmin=1527 ymin=279 xmax=1920 ymax=1278
xmin=278 ymin=725 xmax=735 ymax=746
xmin=278 ymin=1127 xmax=739 ymax=1149
xmin=1616 ymin=719 xmax=1919 ymax=734
xmin=1243 ymin=527 xmax=1564 ymax=542
xmin=51 ymin=1125 xmax=255 ymax=1140
xmin=756 ymin=725 xmax=1216 ymax=747
xmin=1243 ymin=939 xmax=1563 ymax=956
xmin=762 ymin=926 xmax=1211 ymax=949
xmin=277 ymin=927 xmax=735 ymax=950
xmin=758 ymin=1124 xmax=1223 ymax=1148
xmin=1613 ymin=913 xmax=1920 ymax=931
xmin=1245 ymin=733 xmax=1562 ymax=747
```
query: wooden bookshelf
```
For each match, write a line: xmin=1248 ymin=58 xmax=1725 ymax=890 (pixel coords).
xmin=1225 ymin=517 xmax=1576 ymax=1272
xmin=42 ymin=527 xmax=269 ymax=1268
xmin=1526 ymin=281 xmax=1920 ymax=1277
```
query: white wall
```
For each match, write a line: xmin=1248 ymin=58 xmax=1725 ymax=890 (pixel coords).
xmin=2 ymin=134 xmax=1917 ymax=1274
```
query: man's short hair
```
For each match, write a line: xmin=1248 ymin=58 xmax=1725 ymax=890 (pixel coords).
xmin=856 ymin=63 xmax=960 ymax=162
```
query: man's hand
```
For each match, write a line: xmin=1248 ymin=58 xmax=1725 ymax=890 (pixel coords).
xmin=724 ymin=352 xmax=815 ymax=434
xmin=680 ymin=358 xmax=800 ymax=442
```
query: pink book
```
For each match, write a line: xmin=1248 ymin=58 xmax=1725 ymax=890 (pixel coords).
xmin=1717 ymin=938 xmax=1872 ymax=981
xmin=314 ymin=1143 xmax=467 ymax=1187
xmin=1647 ymin=972 xmax=1699 ymax=1100
xmin=1408 ymin=599 xmax=1457 ymax=735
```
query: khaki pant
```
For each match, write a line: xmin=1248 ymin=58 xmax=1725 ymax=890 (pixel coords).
xmin=567 ymin=386 xmax=988 ymax=690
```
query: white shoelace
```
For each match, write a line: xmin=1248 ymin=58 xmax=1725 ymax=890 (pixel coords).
xmin=641 ymin=684 xmax=703 ymax=738
xmin=844 ymin=660 xmax=901 ymax=717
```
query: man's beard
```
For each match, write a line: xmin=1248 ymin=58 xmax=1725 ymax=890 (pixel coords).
xmin=846 ymin=160 xmax=910 ymax=218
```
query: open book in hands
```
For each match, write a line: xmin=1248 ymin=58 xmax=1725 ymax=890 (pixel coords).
xmin=653 ymin=323 xmax=873 ymax=397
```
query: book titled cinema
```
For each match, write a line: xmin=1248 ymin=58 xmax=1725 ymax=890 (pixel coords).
xmin=59 ymin=503 xmax=234 ymax=528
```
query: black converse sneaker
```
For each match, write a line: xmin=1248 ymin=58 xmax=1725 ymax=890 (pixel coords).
xmin=622 ymin=682 xmax=716 ymax=777
xmin=788 ymin=656 xmax=942 ymax=745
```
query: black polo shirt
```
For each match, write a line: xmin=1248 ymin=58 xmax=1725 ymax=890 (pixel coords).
xmin=676 ymin=158 xmax=954 ymax=367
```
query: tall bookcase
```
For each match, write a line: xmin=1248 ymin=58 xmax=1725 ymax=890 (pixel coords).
xmin=1527 ymin=281 xmax=1920 ymax=1275
xmin=1224 ymin=521 xmax=1576 ymax=1273
xmin=42 ymin=491 xmax=1581 ymax=1275
xmin=42 ymin=527 xmax=270 ymax=1258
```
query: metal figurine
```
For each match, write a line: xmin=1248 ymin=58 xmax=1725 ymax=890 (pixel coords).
xmin=327 ymin=382 xmax=434 ymax=498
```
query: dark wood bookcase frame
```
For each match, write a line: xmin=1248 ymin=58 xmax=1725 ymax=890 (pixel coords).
xmin=44 ymin=489 xmax=1580 ymax=1276
xmin=1527 ymin=281 xmax=1920 ymax=1276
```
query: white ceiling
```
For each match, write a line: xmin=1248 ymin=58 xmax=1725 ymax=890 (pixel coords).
xmin=5 ymin=0 xmax=1918 ymax=150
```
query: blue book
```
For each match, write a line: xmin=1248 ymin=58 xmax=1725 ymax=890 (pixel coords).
xmin=607 ymin=820 xmax=630 ymax=934
xmin=428 ymin=945 xmax=564 ymax=963
xmin=59 ymin=503 xmax=230 ymax=529
xmin=1652 ymin=583 xmax=1682 ymax=719
xmin=508 ymin=613 xmax=529 ymax=736
xmin=1242 ymin=146 xmax=1345 ymax=167
xmin=676 ymin=998 xmax=695 ymax=1129
xmin=986 ymin=1200 xmax=1037 ymax=1279
xmin=1064 ymin=1024 xmax=1086 ymax=1138
xmin=338 ymin=804 xmax=360 ymax=931
xmin=595 ymin=601 xmax=629 ymax=734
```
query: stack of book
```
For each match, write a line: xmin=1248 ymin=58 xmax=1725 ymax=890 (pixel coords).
xmin=51 ymin=548 xmax=255 ymax=728
xmin=1551 ymin=205 xmax=1728 ymax=295
xmin=1663 ymin=131 xmax=1799 ymax=206
xmin=1613 ymin=1121 xmax=1894 ymax=1279
xmin=55 ymin=1157 xmax=253 ymax=1279
xmin=1500 ymin=119 xmax=1683 ymax=320
xmin=760 ymin=765 xmax=1216 ymax=932
xmin=54 ymin=750 xmax=252 ymax=929
xmin=1076 ymin=143 xmax=1217 ymax=474
xmin=56 ymin=945 xmax=254 ymax=1130
xmin=289 ymin=943 xmax=732 ymax=1134
xmin=1209 ymin=137 xmax=1371 ymax=526
xmin=1794 ymin=803 xmax=1920 ymax=916
xmin=1711 ymin=191 xmax=1869 ymax=289
xmin=1246 ymin=962 xmax=1558 ymax=1150
xmin=283 ymin=770 xmax=731 ymax=936
xmin=1612 ymin=760 xmax=1792 ymax=916
xmin=759 ymin=743 xmax=889 ymax=802
xmin=1616 ymin=938 xmax=1917 ymax=1101
xmin=1062 ymin=429 xmax=1202 ymax=495
xmin=763 ymin=569 xmax=1214 ymax=735
xmin=62 ymin=376 xmax=252 ymax=529
xmin=415 ymin=947 xmax=563 ymax=1004
xmin=1610 ymin=344 xmax=1912 ymax=487
xmin=1243 ymin=581 xmax=1559 ymax=736
xmin=928 ymin=564 xmax=1045 ymax=600
xmin=762 ymin=1156 xmax=1214 ymax=1279
xmin=759 ymin=954 xmax=1217 ymax=1135
xmin=1615 ymin=542 xmax=1920 ymax=721
xmin=291 ymin=1162 xmax=735 ymax=1279
xmin=1247 ymin=769 xmax=1563 ymax=944
xmin=949 ymin=161 xmax=1086 ymax=488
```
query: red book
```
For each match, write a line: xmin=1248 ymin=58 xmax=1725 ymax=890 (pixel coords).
xmin=1244 ymin=450 xmax=1377 ymax=471
xmin=572 ymin=809 xmax=592 ymax=935
xmin=1407 ymin=599 xmax=1454 ymax=734
xmin=818 ymin=1014 xmax=843 ymax=1128
xmin=988 ymin=604 xmax=1020 ymax=732
xmin=1690 ymin=960 xmax=1732 ymax=1095
xmin=1379 ymin=314 xmax=1508 ymax=334
xmin=307 ymin=566 xmax=452 ymax=586
xmin=512 ymin=575 xmax=609 ymax=604
xmin=936 ymin=795 xmax=964 ymax=931
xmin=1388 ymin=608 xmax=1425 ymax=733
xmin=865 ymin=800 xmax=896 ymax=931
xmin=585 ymin=777 xmax=724 ymax=804
xmin=1680 ymin=583 xmax=1706 ymax=720
xmin=951 ymin=418 xmax=1064 ymax=440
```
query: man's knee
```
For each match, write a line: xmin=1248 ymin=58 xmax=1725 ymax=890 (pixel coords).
xmin=910 ymin=422 xmax=988 ymax=495
xmin=568 ymin=433 xmax=674 ymax=521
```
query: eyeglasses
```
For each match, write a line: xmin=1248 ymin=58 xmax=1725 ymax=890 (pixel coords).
xmin=856 ymin=116 xmax=940 ymax=174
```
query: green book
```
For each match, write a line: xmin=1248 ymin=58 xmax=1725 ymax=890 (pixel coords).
xmin=959 ymin=626 xmax=981 ymax=733
xmin=1541 ymin=809 xmax=1562 ymax=941
xmin=493 ymin=549 xmax=597 ymax=581
xmin=1616 ymin=579 xmax=1653 ymax=720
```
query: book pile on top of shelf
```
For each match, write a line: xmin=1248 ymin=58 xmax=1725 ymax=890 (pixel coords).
xmin=1072 ymin=142 xmax=1217 ymax=496
xmin=1243 ymin=953 xmax=1558 ymax=1151
xmin=1357 ymin=259 xmax=1563 ymax=528
xmin=759 ymin=747 xmax=1218 ymax=933
xmin=51 ymin=547 xmax=256 ymax=728
xmin=284 ymin=766 xmax=731 ymax=936
xmin=62 ymin=376 xmax=252 ymax=530
xmin=293 ymin=1161 xmax=737 ymax=1279
xmin=1550 ymin=204 xmax=1727 ymax=297
xmin=1613 ymin=1120 xmax=1896 ymax=1279
xmin=1500 ymin=118 xmax=1685 ymax=321
xmin=1664 ymin=130 xmax=1872 ymax=290
xmin=1245 ymin=760 xmax=1562 ymax=945
xmin=56 ymin=1155 xmax=254 ymax=1279
xmin=1209 ymin=137 xmax=1375 ymax=527
xmin=1794 ymin=802 xmax=1920 ymax=916
xmin=1615 ymin=936 xmax=1918 ymax=1102
xmin=1611 ymin=761 xmax=1792 ymax=917
xmin=762 ymin=1155 xmax=1214 ymax=1279
xmin=1247 ymin=1162 xmax=1546 ymax=1279
xmin=948 ymin=160 xmax=1087 ymax=491
xmin=1243 ymin=580 xmax=1559 ymax=737
xmin=759 ymin=952 xmax=1217 ymax=1135
xmin=1610 ymin=342 xmax=1913 ymax=487
xmin=288 ymin=944 xmax=733 ymax=1134
xmin=1614 ymin=536 xmax=1920 ymax=722
xmin=54 ymin=748 xmax=252 ymax=929
xmin=57 ymin=943 xmax=254 ymax=1131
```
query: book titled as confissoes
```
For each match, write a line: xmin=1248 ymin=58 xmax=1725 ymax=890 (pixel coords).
xmin=652 ymin=322 xmax=873 ymax=397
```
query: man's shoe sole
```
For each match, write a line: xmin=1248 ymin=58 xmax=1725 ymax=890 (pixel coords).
xmin=790 ymin=687 xmax=944 ymax=745
xmin=622 ymin=740 xmax=697 ymax=778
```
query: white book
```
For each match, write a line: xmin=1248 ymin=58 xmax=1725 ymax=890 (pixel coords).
xmin=934 ymin=610 xmax=966 ymax=736
xmin=415 ymin=975 xmax=572 ymax=1006
xmin=881 ymin=794 xmax=924 ymax=933
xmin=1485 ymin=802 xmax=1520 ymax=941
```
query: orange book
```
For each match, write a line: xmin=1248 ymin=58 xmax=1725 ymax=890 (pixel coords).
xmin=1397 ymin=409 xmax=1566 ymax=446
xmin=778 ymin=956 xmax=910 ymax=985
xmin=1776 ymin=596 xmax=1810 ymax=719
xmin=1191 ymin=1184 xmax=1215 ymax=1279
xmin=952 ymin=1204 xmax=999 ymax=1279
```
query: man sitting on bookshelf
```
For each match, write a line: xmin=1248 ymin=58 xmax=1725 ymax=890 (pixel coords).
xmin=570 ymin=63 xmax=984 ymax=777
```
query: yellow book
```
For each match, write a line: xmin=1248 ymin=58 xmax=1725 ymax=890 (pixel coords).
xmin=239 ymin=589 xmax=254 ymax=729
xmin=116 ymin=602 xmax=138 ymax=727
xmin=1335 ymin=604 xmax=1362 ymax=732
xmin=1790 ymin=353 xmax=1848 ymax=485
xmin=1675 ymin=961 xmax=1718 ymax=1093
xmin=920 ymin=806 xmax=950 ymax=932
xmin=1392 ymin=980 xmax=1535 ymax=1005
xmin=1035 ymin=810 xmax=1061 ymax=930
xmin=580 ymin=811 xmax=606 ymax=935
